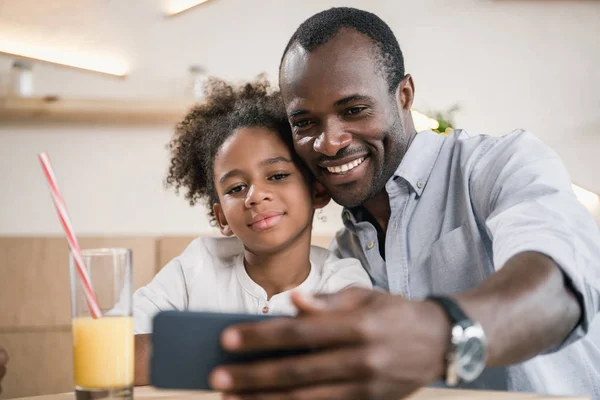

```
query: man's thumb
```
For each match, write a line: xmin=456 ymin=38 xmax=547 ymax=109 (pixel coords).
xmin=291 ymin=287 xmax=375 ymax=314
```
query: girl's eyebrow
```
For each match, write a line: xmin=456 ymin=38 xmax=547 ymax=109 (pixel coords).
xmin=259 ymin=157 xmax=293 ymax=167
xmin=218 ymin=157 xmax=292 ymax=184
xmin=219 ymin=169 xmax=243 ymax=185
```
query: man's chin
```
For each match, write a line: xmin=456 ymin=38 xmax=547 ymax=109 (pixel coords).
xmin=330 ymin=188 xmax=372 ymax=209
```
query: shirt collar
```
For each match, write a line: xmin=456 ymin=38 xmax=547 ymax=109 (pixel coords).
xmin=342 ymin=130 xmax=446 ymax=225
xmin=234 ymin=254 xmax=316 ymax=300
xmin=392 ymin=130 xmax=446 ymax=196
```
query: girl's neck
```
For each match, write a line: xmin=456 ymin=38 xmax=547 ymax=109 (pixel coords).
xmin=243 ymin=228 xmax=312 ymax=299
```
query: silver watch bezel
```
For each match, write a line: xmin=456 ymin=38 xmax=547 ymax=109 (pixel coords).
xmin=446 ymin=322 xmax=487 ymax=386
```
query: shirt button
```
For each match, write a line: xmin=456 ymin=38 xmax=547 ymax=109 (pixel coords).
xmin=367 ymin=241 xmax=375 ymax=249
xmin=417 ymin=181 xmax=424 ymax=189
xmin=344 ymin=210 xmax=352 ymax=220
xmin=262 ymin=306 xmax=269 ymax=314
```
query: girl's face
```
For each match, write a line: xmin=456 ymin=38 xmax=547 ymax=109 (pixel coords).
xmin=212 ymin=127 xmax=329 ymax=253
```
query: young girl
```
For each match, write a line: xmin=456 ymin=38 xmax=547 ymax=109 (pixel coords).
xmin=133 ymin=78 xmax=371 ymax=384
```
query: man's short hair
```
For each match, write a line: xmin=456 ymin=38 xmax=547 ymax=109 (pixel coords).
xmin=281 ymin=7 xmax=405 ymax=93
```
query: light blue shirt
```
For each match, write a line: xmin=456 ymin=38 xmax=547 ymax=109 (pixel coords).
xmin=331 ymin=129 xmax=600 ymax=398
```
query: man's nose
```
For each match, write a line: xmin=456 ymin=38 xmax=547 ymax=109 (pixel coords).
xmin=313 ymin=120 xmax=352 ymax=157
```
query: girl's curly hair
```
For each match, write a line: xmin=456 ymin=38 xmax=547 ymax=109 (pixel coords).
xmin=166 ymin=77 xmax=295 ymax=223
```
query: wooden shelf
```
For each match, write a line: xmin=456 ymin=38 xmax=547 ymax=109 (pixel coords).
xmin=0 ymin=96 xmax=194 ymax=125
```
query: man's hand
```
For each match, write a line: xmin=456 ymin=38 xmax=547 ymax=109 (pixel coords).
xmin=0 ymin=346 xmax=9 ymax=394
xmin=210 ymin=288 xmax=451 ymax=400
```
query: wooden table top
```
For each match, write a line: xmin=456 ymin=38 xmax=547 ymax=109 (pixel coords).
xmin=11 ymin=385 xmax=589 ymax=400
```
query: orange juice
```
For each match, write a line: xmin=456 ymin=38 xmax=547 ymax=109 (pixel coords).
xmin=72 ymin=316 xmax=134 ymax=389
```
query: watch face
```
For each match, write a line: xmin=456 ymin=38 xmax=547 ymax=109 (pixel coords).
xmin=456 ymin=324 xmax=487 ymax=382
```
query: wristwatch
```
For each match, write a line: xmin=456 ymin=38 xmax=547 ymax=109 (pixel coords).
xmin=427 ymin=296 xmax=488 ymax=386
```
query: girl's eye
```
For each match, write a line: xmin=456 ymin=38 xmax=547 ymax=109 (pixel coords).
xmin=269 ymin=173 xmax=290 ymax=181
xmin=292 ymin=119 xmax=312 ymax=129
xmin=226 ymin=184 xmax=246 ymax=195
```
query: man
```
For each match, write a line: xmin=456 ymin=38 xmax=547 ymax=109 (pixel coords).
xmin=0 ymin=346 xmax=8 ymax=394
xmin=207 ymin=7 xmax=600 ymax=399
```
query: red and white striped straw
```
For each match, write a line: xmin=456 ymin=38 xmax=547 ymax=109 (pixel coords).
xmin=38 ymin=152 xmax=103 ymax=319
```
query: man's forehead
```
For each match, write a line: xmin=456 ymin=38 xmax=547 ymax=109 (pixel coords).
xmin=280 ymin=32 xmax=384 ymax=103
xmin=281 ymin=29 xmax=378 ymax=77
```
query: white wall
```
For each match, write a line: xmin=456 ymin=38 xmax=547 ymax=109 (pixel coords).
xmin=0 ymin=0 xmax=599 ymax=235
xmin=0 ymin=123 xmax=345 ymax=235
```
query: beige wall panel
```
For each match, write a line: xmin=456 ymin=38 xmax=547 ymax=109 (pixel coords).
xmin=156 ymin=237 xmax=197 ymax=272
xmin=0 ymin=329 xmax=73 ymax=399
xmin=0 ymin=237 xmax=156 ymax=328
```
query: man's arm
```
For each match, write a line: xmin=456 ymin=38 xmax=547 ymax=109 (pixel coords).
xmin=469 ymin=130 xmax=600 ymax=347
xmin=454 ymin=251 xmax=581 ymax=367
xmin=134 ymin=334 xmax=151 ymax=386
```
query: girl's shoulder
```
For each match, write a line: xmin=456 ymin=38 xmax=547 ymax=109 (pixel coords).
xmin=175 ymin=236 xmax=244 ymax=272
xmin=309 ymin=246 xmax=372 ymax=290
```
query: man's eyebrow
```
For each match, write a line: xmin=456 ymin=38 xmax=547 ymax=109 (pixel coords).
xmin=334 ymin=94 xmax=375 ymax=107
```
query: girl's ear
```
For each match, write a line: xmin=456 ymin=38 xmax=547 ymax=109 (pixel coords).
xmin=213 ymin=203 xmax=234 ymax=236
xmin=312 ymin=181 xmax=331 ymax=209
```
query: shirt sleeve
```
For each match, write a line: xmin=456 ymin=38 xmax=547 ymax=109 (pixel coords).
xmin=132 ymin=258 xmax=189 ymax=334
xmin=470 ymin=130 xmax=600 ymax=348
xmin=322 ymin=257 xmax=373 ymax=293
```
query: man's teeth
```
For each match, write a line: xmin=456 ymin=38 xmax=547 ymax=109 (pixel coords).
xmin=326 ymin=157 xmax=365 ymax=174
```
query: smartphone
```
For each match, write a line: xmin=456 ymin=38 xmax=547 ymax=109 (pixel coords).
xmin=150 ymin=310 xmax=311 ymax=390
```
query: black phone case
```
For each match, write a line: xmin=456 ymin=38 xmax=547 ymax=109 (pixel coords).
xmin=150 ymin=310 xmax=310 ymax=390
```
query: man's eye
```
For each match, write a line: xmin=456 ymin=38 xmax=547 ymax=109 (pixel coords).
xmin=345 ymin=107 xmax=366 ymax=116
xmin=269 ymin=173 xmax=290 ymax=181
xmin=226 ymin=185 xmax=245 ymax=195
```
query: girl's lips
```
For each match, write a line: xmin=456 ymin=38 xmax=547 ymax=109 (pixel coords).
xmin=248 ymin=210 xmax=285 ymax=230
xmin=250 ymin=214 xmax=283 ymax=230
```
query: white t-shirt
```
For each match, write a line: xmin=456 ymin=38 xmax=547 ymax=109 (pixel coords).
xmin=132 ymin=236 xmax=372 ymax=334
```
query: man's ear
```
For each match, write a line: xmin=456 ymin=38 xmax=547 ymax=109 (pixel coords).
xmin=213 ymin=203 xmax=234 ymax=236
xmin=396 ymin=74 xmax=415 ymax=111
xmin=312 ymin=181 xmax=331 ymax=209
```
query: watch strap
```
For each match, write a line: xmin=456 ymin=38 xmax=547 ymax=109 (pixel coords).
xmin=427 ymin=295 xmax=471 ymax=329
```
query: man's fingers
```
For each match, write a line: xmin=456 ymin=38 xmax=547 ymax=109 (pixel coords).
xmin=222 ymin=289 xmax=382 ymax=353
xmin=292 ymin=287 xmax=376 ymax=314
xmin=289 ymin=291 xmax=329 ymax=314
xmin=0 ymin=365 xmax=6 ymax=380
xmin=211 ymin=347 xmax=374 ymax=391
xmin=222 ymin=311 xmax=371 ymax=352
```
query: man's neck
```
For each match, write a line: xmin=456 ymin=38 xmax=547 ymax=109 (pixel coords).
xmin=243 ymin=229 xmax=312 ymax=299
xmin=363 ymin=191 xmax=392 ymax=232
xmin=361 ymin=125 xmax=416 ymax=233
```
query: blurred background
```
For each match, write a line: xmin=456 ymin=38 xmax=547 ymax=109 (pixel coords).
xmin=0 ymin=0 xmax=599 ymax=236
xmin=0 ymin=0 xmax=599 ymax=398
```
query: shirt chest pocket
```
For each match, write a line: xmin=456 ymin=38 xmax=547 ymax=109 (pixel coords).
xmin=412 ymin=224 xmax=486 ymax=297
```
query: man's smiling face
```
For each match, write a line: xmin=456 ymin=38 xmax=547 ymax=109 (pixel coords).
xmin=279 ymin=29 xmax=409 ymax=208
